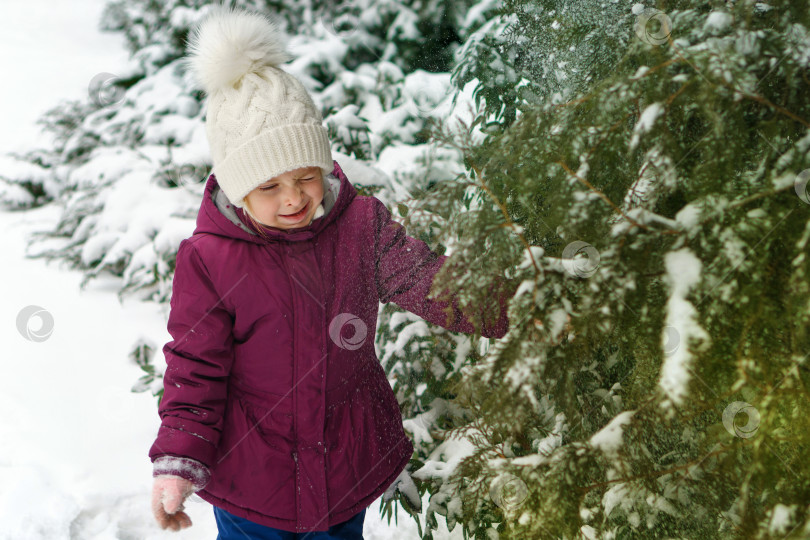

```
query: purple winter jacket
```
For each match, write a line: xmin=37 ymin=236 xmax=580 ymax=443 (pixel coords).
xmin=148 ymin=160 xmax=514 ymax=532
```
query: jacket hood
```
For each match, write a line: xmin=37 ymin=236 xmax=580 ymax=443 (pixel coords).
xmin=193 ymin=160 xmax=357 ymax=243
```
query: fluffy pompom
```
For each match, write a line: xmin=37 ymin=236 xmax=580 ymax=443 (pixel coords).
xmin=184 ymin=6 xmax=292 ymax=94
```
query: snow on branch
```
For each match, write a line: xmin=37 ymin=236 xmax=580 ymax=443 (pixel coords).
xmin=658 ymin=249 xmax=711 ymax=407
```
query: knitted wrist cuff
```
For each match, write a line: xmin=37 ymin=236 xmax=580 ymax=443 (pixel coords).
xmin=152 ymin=455 xmax=211 ymax=491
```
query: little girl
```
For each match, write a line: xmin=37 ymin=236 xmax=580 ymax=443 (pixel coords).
xmin=148 ymin=7 xmax=514 ymax=539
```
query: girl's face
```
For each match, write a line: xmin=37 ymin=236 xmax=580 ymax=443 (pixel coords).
xmin=244 ymin=166 xmax=324 ymax=230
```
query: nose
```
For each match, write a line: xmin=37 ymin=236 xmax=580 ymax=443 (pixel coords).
xmin=280 ymin=183 xmax=305 ymax=208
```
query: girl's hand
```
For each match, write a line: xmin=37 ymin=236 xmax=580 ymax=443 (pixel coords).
xmin=151 ymin=475 xmax=195 ymax=531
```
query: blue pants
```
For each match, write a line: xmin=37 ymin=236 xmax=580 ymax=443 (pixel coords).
xmin=214 ymin=506 xmax=366 ymax=540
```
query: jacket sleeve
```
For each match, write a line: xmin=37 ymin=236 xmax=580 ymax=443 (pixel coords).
xmin=148 ymin=238 xmax=236 ymax=471
xmin=152 ymin=455 xmax=211 ymax=491
xmin=372 ymin=197 xmax=516 ymax=339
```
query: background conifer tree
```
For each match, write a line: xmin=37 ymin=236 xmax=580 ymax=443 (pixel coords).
xmin=390 ymin=0 xmax=810 ymax=537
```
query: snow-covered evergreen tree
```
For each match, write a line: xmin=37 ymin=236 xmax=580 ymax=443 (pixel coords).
xmin=0 ymin=0 xmax=478 ymax=301
xmin=395 ymin=0 xmax=810 ymax=537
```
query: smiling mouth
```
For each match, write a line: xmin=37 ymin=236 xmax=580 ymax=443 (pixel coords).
xmin=281 ymin=202 xmax=309 ymax=218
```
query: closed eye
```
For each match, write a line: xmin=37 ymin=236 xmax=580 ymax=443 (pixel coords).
xmin=260 ymin=177 xmax=315 ymax=191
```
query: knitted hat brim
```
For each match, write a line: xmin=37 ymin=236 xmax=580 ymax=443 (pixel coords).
xmin=213 ymin=123 xmax=333 ymax=207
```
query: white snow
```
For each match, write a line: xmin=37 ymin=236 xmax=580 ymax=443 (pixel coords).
xmin=589 ymin=410 xmax=635 ymax=455
xmin=602 ymin=482 xmax=632 ymax=517
xmin=0 ymin=0 xmax=129 ymax=155
xmin=546 ymin=308 xmax=570 ymax=341
xmin=675 ymin=202 xmax=702 ymax=231
xmin=413 ymin=437 xmax=477 ymax=482
xmin=637 ymin=105 xmax=664 ymax=131
xmin=705 ymin=12 xmax=733 ymax=32
xmin=659 ymin=249 xmax=711 ymax=406
xmin=0 ymin=203 xmax=195 ymax=539
xmin=767 ymin=503 xmax=796 ymax=535
xmin=630 ymin=65 xmax=650 ymax=80
xmin=629 ymin=102 xmax=665 ymax=151
xmin=517 ymin=245 xmax=545 ymax=270
xmin=580 ymin=524 xmax=598 ymax=539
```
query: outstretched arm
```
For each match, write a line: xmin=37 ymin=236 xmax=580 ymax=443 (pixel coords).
xmin=372 ymin=197 xmax=517 ymax=338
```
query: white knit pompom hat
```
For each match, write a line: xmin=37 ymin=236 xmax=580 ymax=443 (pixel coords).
xmin=183 ymin=6 xmax=333 ymax=210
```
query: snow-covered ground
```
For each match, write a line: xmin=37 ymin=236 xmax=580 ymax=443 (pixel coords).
xmin=0 ymin=1 xmax=461 ymax=538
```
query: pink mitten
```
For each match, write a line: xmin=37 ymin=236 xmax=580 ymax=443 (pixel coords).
xmin=152 ymin=475 xmax=195 ymax=531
